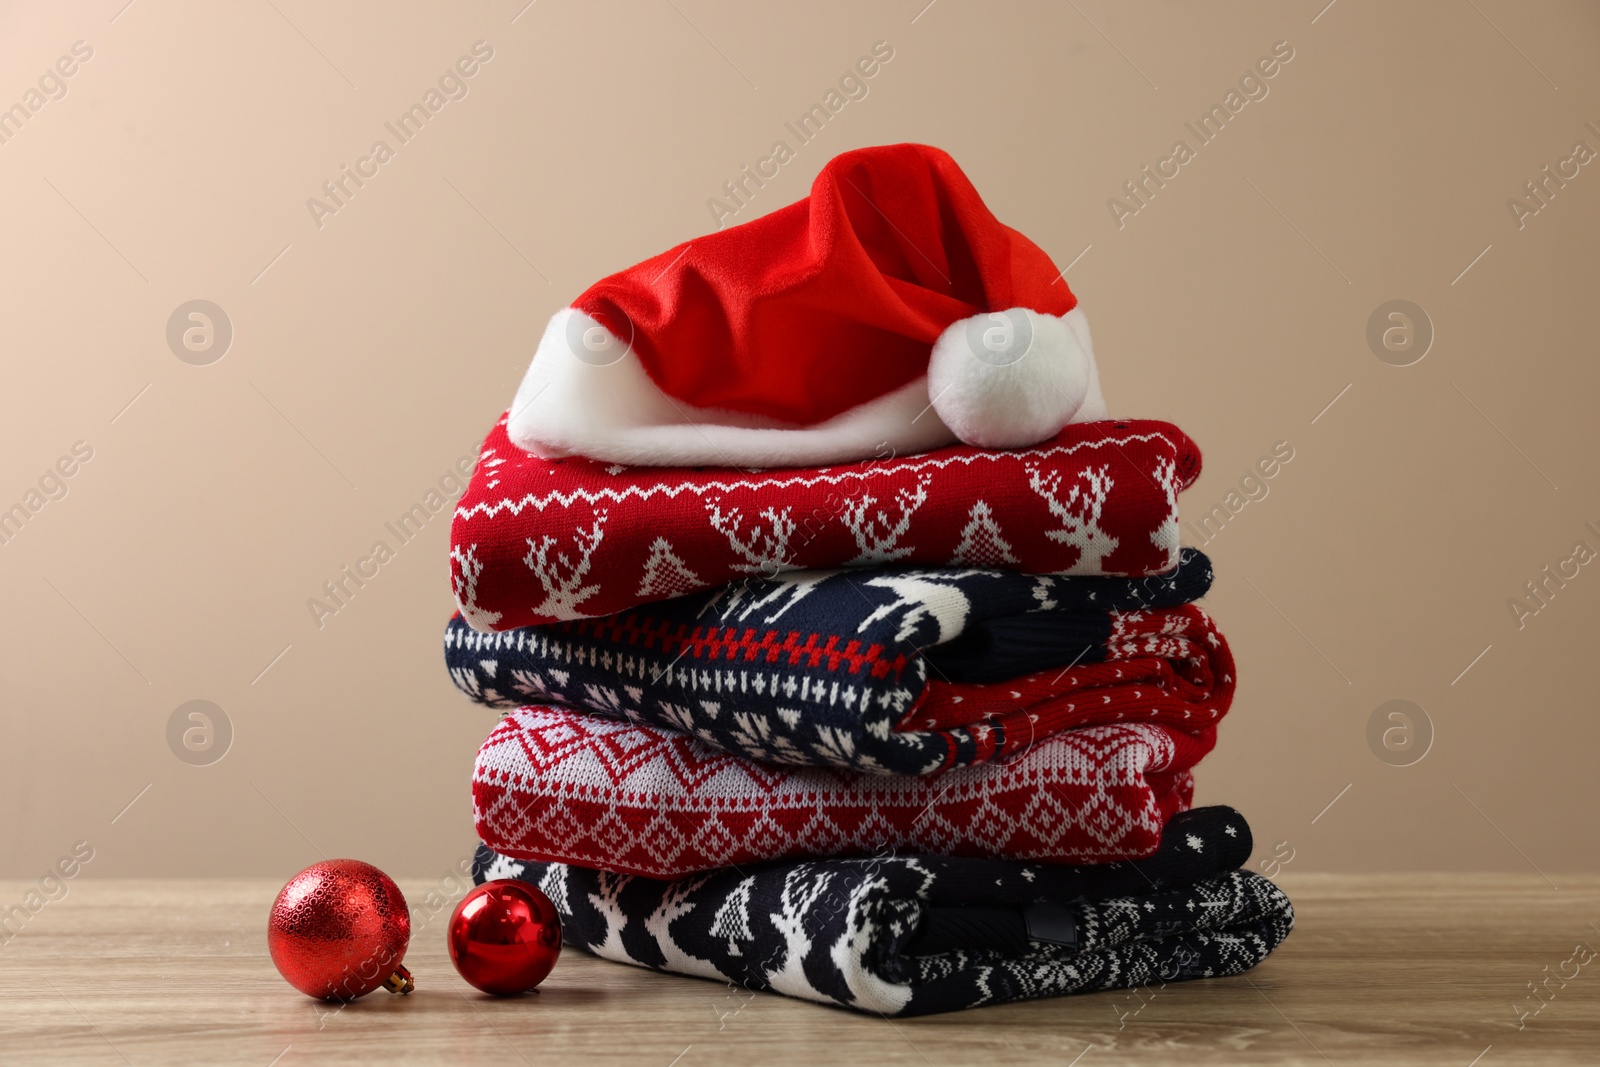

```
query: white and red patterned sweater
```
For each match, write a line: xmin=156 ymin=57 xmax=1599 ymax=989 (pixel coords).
xmin=450 ymin=415 xmax=1201 ymax=630
xmin=473 ymin=707 xmax=1211 ymax=879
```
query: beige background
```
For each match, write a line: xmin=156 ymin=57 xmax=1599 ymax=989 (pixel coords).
xmin=1 ymin=0 xmax=1596 ymax=882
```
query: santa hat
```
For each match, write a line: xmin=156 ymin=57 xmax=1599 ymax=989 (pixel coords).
xmin=508 ymin=143 xmax=1107 ymax=467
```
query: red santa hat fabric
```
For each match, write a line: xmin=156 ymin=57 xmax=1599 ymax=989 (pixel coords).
xmin=509 ymin=143 xmax=1107 ymax=467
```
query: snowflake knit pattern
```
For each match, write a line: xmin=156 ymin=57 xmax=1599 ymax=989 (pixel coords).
xmin=445 ymin=550 xmax=1232 ymax=775
xmin=473 ymin=707 xmax=1211 ymax=879
xmin=472 ymin=806 xmax=1294 ymax=1016
xmin=450 ymin=414 xmax=1202 ymax=630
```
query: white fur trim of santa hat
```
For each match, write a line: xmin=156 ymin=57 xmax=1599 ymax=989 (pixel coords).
xmin=928 ymin=307 xmax=1107 ymax=450
xmin=507 ymin=307 xmax=1107 ymax=468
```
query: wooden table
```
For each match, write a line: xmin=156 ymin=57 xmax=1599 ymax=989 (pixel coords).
xmin=1 ymin=874 xmax=1596 ymax=1065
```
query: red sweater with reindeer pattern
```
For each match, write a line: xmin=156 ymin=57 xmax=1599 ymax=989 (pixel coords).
xmin=448 ymin=412 xmax=1200 ymax=631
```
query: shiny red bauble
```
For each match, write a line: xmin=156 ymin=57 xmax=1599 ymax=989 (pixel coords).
xmin=268 ymin=859 xmax=414 ymax=1001
xmin=447 ymin=880 xmax=562 ymax=995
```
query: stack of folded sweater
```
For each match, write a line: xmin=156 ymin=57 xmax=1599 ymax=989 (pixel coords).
xmin=446 ymin=144 xmax=1291 ymax=1015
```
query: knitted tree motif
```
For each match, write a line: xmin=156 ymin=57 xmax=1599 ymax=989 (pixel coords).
xmin=706 ymin=502 xmax=796 ymax=575
xmin=1027 ymin=464 xmax=1120 ymax=574
xmin=637 ymin=536 xmax=702 ymax=599
xmin=841 ymin=477 xmax=930 ymax=564
xmin=709 ymin=875 xmax=757 ymax=955
xmin=509 ymin=668 xmax=561 ymax=702
xmin=449 ymin=543 xmax=503 ymax=630
xmin=524 ymin=511 xmax=608 ymax=619
xmin=950 ymin=500 xmax=1019 ymax=566
xmin=448 ymin=665 xmax=490 ymax=701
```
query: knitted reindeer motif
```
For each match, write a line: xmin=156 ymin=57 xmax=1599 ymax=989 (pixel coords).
xmin=706 ymin=502 xmax=797 ymax=575
xmin=840 ymin=477 xmax=930 ymax=564
xmin=824 ymin=858 xmax=931 ymax=1014
xmin=1149 ymin=455 xmax=1182 ymax=558
xmin=724 ymin=568 xmax=836 ymax=624
xmin=449 ymin=543 xmax=503 ymax=630
xmin=1027 ymin=464 xmax=1120 ymax=574
xmin=856 ymin=572 xmax=981 ymax=644
xmin=586 ymin=870 xmax=632 ymax=959
xmin=535 ymin=863 xmax=570 ymax=917
xmin=764 ymin=867 xmax=835 ymax=999
xmin=524 ymin=512 xmax=608 ymax=619
xmin=643 ymin=874 xmax=723 ymax=980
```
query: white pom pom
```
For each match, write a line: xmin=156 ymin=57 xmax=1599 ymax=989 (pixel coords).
xmin=928 ymin=308 xmax=1094 ymax=449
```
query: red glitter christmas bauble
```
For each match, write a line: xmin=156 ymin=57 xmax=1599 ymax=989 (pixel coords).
xmin=268 ymin=859 xmax=414 ymax=1001
xmin=447 ymin=880 xmax=562 ymax=996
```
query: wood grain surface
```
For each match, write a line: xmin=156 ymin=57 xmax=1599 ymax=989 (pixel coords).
xmin=1 ymin=874 xmax=1597 ymax=1065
